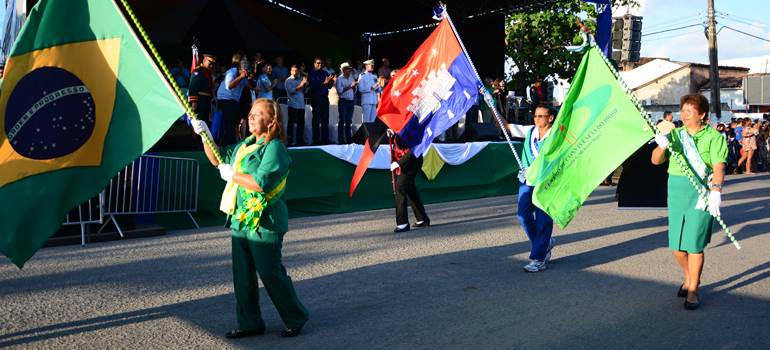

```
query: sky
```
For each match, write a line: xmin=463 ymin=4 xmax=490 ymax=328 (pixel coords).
xmin=627 ymin=0 xmax=770 ymax=64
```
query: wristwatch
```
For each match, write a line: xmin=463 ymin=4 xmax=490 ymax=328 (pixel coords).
xmin=710 ymin=183 xmax=723 ymax=190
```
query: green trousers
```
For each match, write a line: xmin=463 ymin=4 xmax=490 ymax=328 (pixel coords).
xmin=231 ymin=229 xmax=309 ymax=330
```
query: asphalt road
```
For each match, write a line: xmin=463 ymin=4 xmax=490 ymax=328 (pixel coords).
xmin=1 ymin=173 xmax=769 ymax=349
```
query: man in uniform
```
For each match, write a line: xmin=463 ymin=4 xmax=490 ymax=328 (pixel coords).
xmin=358 ymin=59 xmax=381 ymax=123
xmin=389 ymin=130 xmax=430 ymax=233
xmin=188 ymin=54 xmax=216 ymax=126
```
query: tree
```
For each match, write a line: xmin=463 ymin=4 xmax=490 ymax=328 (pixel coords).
xmin=505 ymin=0 xmax=639 ymax=93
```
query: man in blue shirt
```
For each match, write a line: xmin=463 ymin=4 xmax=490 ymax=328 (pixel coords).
xmin=309 ymin=57 xmax=335 ymax=144
xmin=285 ymin=65 xmax=308 ymax=146
xmin=336 ymin=62 xmax=357 ymax=144
xmin=216 ymin=52 xmax=253 ymax=145
xmin=272 ymin=56 xmax=289 ymax=102
xmin=257 ymin=64 xmax=277 ymax=100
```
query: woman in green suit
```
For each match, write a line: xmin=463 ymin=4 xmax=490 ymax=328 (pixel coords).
xmin=652 ymin=94 xmax=727 ymax=310
xmin=192 ymin=98 xmax=309 ymax=337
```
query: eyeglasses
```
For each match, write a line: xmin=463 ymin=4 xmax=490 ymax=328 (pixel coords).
xmin=314 ymin=62 xmax=322 ymax=65
xmin=533 ymin=114 xmax=550 ymax=118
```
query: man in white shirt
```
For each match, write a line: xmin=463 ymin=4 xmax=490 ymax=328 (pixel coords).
xmin=358 ymin=59 xmax=381 ymax=123
xmin=335 ymin=62 xmax=357 ymax=144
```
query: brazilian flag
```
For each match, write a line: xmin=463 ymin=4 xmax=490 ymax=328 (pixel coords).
xmin=0 ymin=0 xmax=185 ymax=267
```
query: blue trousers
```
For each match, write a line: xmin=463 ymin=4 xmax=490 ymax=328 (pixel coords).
xmin=517 ymin=182 xmax=554 ymax=261
xmin=362 ymin=104 xmax=377 ymax=123
xmin=337 ymin=99 xmax=354 ymax=144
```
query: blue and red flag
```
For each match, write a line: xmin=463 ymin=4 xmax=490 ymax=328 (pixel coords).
xmin=349 ymin=17 xmax=482 ymax=196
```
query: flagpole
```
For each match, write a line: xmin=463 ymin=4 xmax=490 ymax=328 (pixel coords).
xmin=441 ymin=5 xmax=525 ymax=174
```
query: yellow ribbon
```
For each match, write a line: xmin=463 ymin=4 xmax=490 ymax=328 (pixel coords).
xmin=219 ymin=142 xmax=260 ymax=215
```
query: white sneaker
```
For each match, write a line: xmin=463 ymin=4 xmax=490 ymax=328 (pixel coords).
xmin=544 ymin=238 xmax=556 ymax=263
xmin=523 ymin=260 xmax=547 ymax=273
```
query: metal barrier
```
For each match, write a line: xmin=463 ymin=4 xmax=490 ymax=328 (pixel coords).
xmin=99 ymin=154 xmax=200 ymax=237
xmin=62 ymin=193 xmax=104 ymax=247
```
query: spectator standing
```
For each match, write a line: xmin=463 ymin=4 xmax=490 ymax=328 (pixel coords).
xmin=272 ymin=56 xmax=289 ymax=102
xmin=285 ymin=65 xmax=308 ymax=146
xmin=737 ymin=119 xmax=758 ymax=174
xmin=663 ymin=111 xmax=674 ymax=122
xmin=170 ymin=59 xmax=190 ymax=89
xmin=528 ymin=78 xmax=548 ymax=114
xmin=323 ymin=58 xmax=335 ymax=76
xmin=257 ymin=64 xmax=277 ymax=100
xmin=358 ymin=59 xmax=381 ymax=123
xmin=216 ymin=53 xmax=253 ymax=145
xmin=336 ymin=62 xmax=357 ymax=144
xmin=309 ymin=57 xmax=335 ymax=144
xmin=378 ymin=58 xmax=392 ymax=84
xmin=479 ymin=77 xmax=496 ymax=124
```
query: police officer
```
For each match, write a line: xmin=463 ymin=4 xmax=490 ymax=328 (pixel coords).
xmin=188 ymin=54 xmax=216 ymax=126
xmin=358 ymin=59 xmax=381 ymax=123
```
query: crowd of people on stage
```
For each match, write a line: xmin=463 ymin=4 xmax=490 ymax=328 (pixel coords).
xmin=177 ymin=51 xmax=516 ymax=148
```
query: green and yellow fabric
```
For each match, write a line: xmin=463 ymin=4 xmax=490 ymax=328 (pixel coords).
xmin=665 ymin=125 xmax=727 ymax=253
xmin=219 ymin=135 xmax=308 ymax=331
xmin=0 ymin=0 xmax=185 ymax=267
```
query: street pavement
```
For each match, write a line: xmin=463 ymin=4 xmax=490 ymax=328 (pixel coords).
xmin=1 ymin=173 xmax=769 ymax=349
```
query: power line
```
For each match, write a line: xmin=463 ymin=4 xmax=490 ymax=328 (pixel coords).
xmin=717 ymin=15 xmax=770 ymax=33
xmin=722 ymin=26 xmax=770 ymax=43
xmin=642 ymin=17 xmax=707 ymax=34
xmin=642 ymin=23 xmax=704 ymax=37
xmin=642 ymin=29 xmax=703 ymax=42
xmin=716 ymin=11 xmax=770 ymax=30
xmin=642 ymin=11 xmax=705 ymax=31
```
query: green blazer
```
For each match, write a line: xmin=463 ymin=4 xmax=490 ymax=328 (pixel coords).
xmin=221 ymin=137 xmax=291 ymax=234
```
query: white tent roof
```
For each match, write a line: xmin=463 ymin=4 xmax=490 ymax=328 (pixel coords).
xmin=619 ymin=59 xmax=685 ymax=90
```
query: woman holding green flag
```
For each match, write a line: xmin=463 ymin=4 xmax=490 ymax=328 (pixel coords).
xmin=192 ymin=98 xmax=309 ymax=337
xmin=507 ymin=104 xmax=557 ymax=273
xmin=652 ymin=94 xmax=727 ymax=310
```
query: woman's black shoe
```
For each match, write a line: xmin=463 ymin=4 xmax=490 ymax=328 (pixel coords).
xmin=677 ymin=284 xmax=688 ymax=298
xmin=684 ymin=293 xmax=700 ymax=310
xmin=225 ymin=328 xmax=265 ymax=339
xmin=280 ymin=327 xmax=303 ymax=338
xmin=413 ymin=220 xmax=430 ymax=228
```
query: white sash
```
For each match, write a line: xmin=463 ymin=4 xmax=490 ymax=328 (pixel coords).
xmin=528 ymin=127 xmax=551 ymax=159
xmin=679 ymin=128 xmax=711 ymax=211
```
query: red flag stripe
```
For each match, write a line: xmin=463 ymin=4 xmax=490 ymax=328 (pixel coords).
xmin=349 ymin=140 xmax=376 ymax=197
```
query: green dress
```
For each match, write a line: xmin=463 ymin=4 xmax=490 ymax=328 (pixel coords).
xmin=665 ymin=125 xmax=727 ymax=253
xmin=220 ymin=136 xmax=309 ymax=331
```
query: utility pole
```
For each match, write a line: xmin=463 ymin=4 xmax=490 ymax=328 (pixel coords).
xmin=707 ymin=0 xmax=721 ymax=119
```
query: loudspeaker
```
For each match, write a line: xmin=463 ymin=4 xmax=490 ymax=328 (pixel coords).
xmin=463 ymin=123 xmax=500 ymax=142
xmin=352 ymin=122 xmax=375 ymax=145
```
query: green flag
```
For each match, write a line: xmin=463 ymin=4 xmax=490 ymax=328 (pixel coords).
xmin=526 ymin=46 xmax=654 ymax=228
xmin=0 ymin=0 xmax=185 ymax=267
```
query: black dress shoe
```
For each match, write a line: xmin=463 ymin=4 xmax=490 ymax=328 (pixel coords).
xmin=677 ymin=284 xmax=688 ymax=298
xmin=225 ymin=328 xmax=265 ymax=339
xmin=393 ymin=225 xmax=410 ymax=233
xmin=413 ymin=220 xmax=430 ymax=228
xmin=280 ymin=327 xmax=303 ymax=338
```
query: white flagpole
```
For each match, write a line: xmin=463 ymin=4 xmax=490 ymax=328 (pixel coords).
xmin=441 ymin=4 xmax=525 ymax=173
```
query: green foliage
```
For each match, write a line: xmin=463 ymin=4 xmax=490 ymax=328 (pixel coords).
xmin=505 ymin=0 xmax=638 ymax=93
